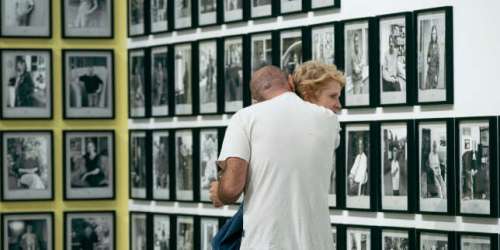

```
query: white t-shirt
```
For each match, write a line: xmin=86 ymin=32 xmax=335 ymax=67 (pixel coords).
xmin=218 ymin=92 xmax=341 ymax=250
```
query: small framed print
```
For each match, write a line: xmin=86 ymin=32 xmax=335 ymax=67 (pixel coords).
xmin=130 ymin=212 xmax=149 ymax=250
xmin=150 ymin=0 xmax=168 ymax=34
xmin=176 ymin=216 xmax=195 ymax=250
xmin=415 ymin=6 xmax=453 ymax=105
xmin=416 ymin=119 xmax=454 ymax=215
xmin=153 ymin=130 xmax=171 ymax=201
xmin=310 ymin=22 xmax=337 ymax=65
xmin=175 ymin=130 xmax=194 ymax=201
xmin=223 ymin=0 xmax=243 ymax=23
xmin=250 ymin=32 xmax=275 ymax=76
xmin=128 ymin=0 xmax=147 ymax=36
xmin=63 ymin=49 xmax=115 ymax=119
xmin=346 ymin=226 xmax=373 ymax=250
xmin=153 ymin=213 xmax=172 ymax=250
xmin=380 ymin=228 xmax=413 ymax=250
xmin=197 ymin=128 xmax=221 ymax=202
xmin=417 ymin=230 xmax=454 ymax=250
xmin=455 ymin=117 xmax=498 ymax=217
xmin=174 ymin=43 xmax=193 ymax=115
xmin=2 ymin=213 xmax=54 ymax=250
xmin=2 ymin=131 xmax=53 ymax=201
xmin=198 ymin=0 xmax=218 ymax=26
xmin=376 ymin=12 xmax=413 ymax=106
xmin=1 ymin=49 xmax=53 ymax=119
xmin=251 ymin=0 xmax=272 ymax=19
xmin=0 ymin=0 xmax=51 ymax=38
xmin=174 ymin=0 xmax=192 ymax=30
xmin=151 ymin=45 xmax=170 ymax=117
xmin=62 ymin=0 xmax=113 ymax=38
xmin=64 ymin=211 xmax=115 ymax=250
xmin=64 ymin=130 xmax=115 ymax=200
xmin=280 ymin=0 xmax=302 ymax=15
xmin=196 ymin=39 xmax=219 ymax=114
xmin=280 ymin=28 xmax=304 ymax=76
xmin=130 ymin=130 xmax=149 ymax=200
xmin=311 ymin=0 xmax=340 ymax=11
xmin=198 ymin=217 xmax=220 ymax=250
xmin=458 ymin=232 xmax=498 ymax=250
xmin=223 ymin=36 xmax=244 ymax=113
xmin=129 ymin=48 xmax=148 ymax=118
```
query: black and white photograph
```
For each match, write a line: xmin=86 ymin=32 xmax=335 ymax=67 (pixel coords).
xmin=174 ymin=43 xmax=193 ymax=115
xmin=130 ymin=130 xmax=148 ymax=199
xmin=459 ymin=234 xmax=492 ymax=250
xmin=329 ymin=139 xmax=337 ymax=207
xmin=382 ymin=229 xmax=409 ymax=250
xmin=151 ymin=46 xmax=169 ymax=117
xmin=418 ymin=120 xmax=449 ymax=213
xmin=419 ymin=232 xmax=449 ymax=250
xmin=331 ymin=226 xmax=337 ymax=250
xmin=174 ymin=0 xmax=192 ymax=29
xmin=176 ymin=216 xmax=194 ymax=250
xmin=130 ymin=213 xmax=148 ymax=250
xmin=347 ymin=227 xmax=371 ymax=250
xmin=64 ymin=131 xmax=115 ymax=200
xmin=62 ymin=0 xmax=113 ymax=38
xmin=311 ymin=0 xmax=338 ymax=10
xmin=380 ymin=122 xmax=408 ymax=211
xmin=65 ymin=212 xmax=115 ymax=250
xmin=176 ymin=130 xmax=194 ymax=201
xmin=153 ymin=130 xmax=170 ymax=200
xmin=198 ymin=40 xmax=218 ymax=114
xmin=280 ymin=0 xmax=301 ymax=14
xmin=198 ymin=0 xmax=217 ymax=26
xmin=129 ymin=49 xmax=147 ymax=118
xmin=280 ymin=29 xmax=303 ymax=76
xmin=200 ymin=218 xmax=218 ymax=250
xmin=150 ymin=0 xmax=168 ymax=33
xmin=345 ymin=124 xmax=371 ymax=209
xmin=63 ymin=50 xmax=114 ymax=119
xmin=311 ymin=24 xmax=335 ymax=65
xmin=2 ymin=131 xmax=53 ymax=201
xmin=251 ymin=0 xmax=271 ymax=18
xmin=416 ymin=7 xmax=453 ymax=104
xmin=344 ymin=20 xmax=371 ymax=107
xmin=199 ymin=129 xmax=218 ymax=202
xmin=224 ymin=37 xmax=244 ymax=113
xmin=251 ymin=32 xmax=273 ymax=75
xmin=378 ymin=14 xmax=409 ymax=105
xmin=153 ymin=214 xmax=171 ymax=250
xmin=1 ymin=50 xmax=52 ymax=119
xmin=2 ymin=213 xmax=53 ymax=250
xmin=0 ymin=0 xmax=51 ymax=37
xmin=223 ymin=0 xmax=243 ymax=23
xmin=128 ymin=0 xmax=146 ymax=36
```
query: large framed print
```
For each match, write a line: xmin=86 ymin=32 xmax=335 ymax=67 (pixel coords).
xmin=62 ymin=0 xmax=113 ymax=38
xmin=376 ymin=12 xmax=412 ymax=106
xmin=280 ymin=0 xmax=302 ymax=15
xmin=310 ymin=23 xmax=337 ymax=65
xmin=199 ymin=217 xmax=220 ymax=250
xmin=63 ymin=49 xmax=115 ymax=119
xmin=2 ymin=131 xmax=53 ymax=201
xmin=458 ymin=233 xmax=498 ymax=250
xmin=1 ymin=49 xmax=53 ymax=119
xmin=129 ymin=48 xmax=148 ymax=118
xmin=223 ymin=0 xmax=243 ymax=23
xmin=153 ymin=213 xmax=172 ymax=250
xmin=176 ymin=216 xmax=195 ymax=250
xmin=196 ymin=39 xmax=219 ymax=114
xmin=455 ymin=117 xmax=498 ymax=217
xmin=381 ymin=228 xmax=413 ymax=250
xmin=64 ymin=130 xmax=115 ymax=200
xmin=415 ymin=6 xmax=453 ymax=105
xmin=64 ymin=211 xmax=115 ymax=250
xmin=151 ymin=45 xmax=170 ymax=117
xmin=128 ymin=0 xmax=146 ymax=36
xmin=223 ymin=36 xmax=244 ymax=113
xmin=251 ymin=0 xmax=272 ymax=19
xmin=280 ymin=28 xmax=303 ymax=76
xmin=198 ymin=0 xmax=218 ymax=26
xmin=175 ymin=130 xmax=194 ymax=201
xmin=311 ymin=0 xmax=340 ymax=11
xmin=416 ymin=119 xmax=454 ymax=215
xmin=198 ymin=128 xmax=220 ymax=202
xmin=417 ymin=230 xmax=454 ymax=250
xmin=346 ymin=226 xmax=372 ymax=250
xmin=130 ymin=212 xmax=149 ymax=250
xmin=174 ymin=0 xmax=192 ymax=29
xmin=0 ymin=0 xmax=51 ymax=37
xmin=2 ymin=213 xmax=54 ymax=250
xmin=153 ymin=130 xmax=171 ymax=201
xmin=130 ymin=130 xmax=149 ymax=200
xmin=174 ymin=43 xmax=193 ymax=115
xmin=150 ymin=0 xmax=168 ymax=33
xmin=250 ymin=32 xmax=274 ymax=76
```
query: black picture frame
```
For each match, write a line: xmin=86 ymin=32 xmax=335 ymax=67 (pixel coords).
xmin=457 ymin=232 xmax=499 ymax=250
xmin=129 ymin=129 xmax=152 ymax=200
xmin=175 ymin=215 xmax=196 ymax=250
xmin=338 ymin=224 xmax=376 ymax=250
xmin=173 ymin=42 xmax=194 ymax=116
xmin=1 ymin=130 xmax=54 ymax=201
xmin=62 ymin=49 xmax=115 ymax=119
xmin=64 ymin=211 xmax=116 ymax=250
xmin=306 ymin=21 xmax=342 ymax=67
xmin=278 ymin=27 xmax=307 ymax=76
xmin=152 ymin=213 xmax=175 ymax=250
xmin=152 ymin=129 xmax=174 ymax=201
xmin=0 ymin=49 xmax=53 ymax=119
xmin=63 ymin=130 xmax=116 ymax=200
xmin=415 ymin=118 xmax=455 ymax=216
xmin=150 ymin=44 xmax=172 ymax=118
xmin=149 ymin=0 xmax=169 ymax=34
xmin=174 ymin=129 xmax=195 ymax=202
xmin=310 ymin=0 xmax=341 ymax=12
xmin=331 ymin=224 xmax=339 ymax=249
xmin=196 ymin=215 xmax=225 ymax=249
xmin=130 ymin=211 xmax=150 ymax=250
xmin=195 ymin=127 xmax=224 ymax=203
xmin=332 ymin=120 xmax=346 ymax=209
xmin=61 ymin=0 xmax=114 ymax=39
xmin=196 ymin=0 xmax=220 ymax=27
xmin=2 ymin=213 xmax=54 ymax=250
xmin=173 ymin=0 xmax=194 ymax=30
xmin=250 ymin=0 xmax=274 ymax=20
xmin=414 ymin=6 xmax=454 ymax=105
xmin=416 ymin=229 xmax=456 ymax=250
xmin=193 ymin=38 xmax=221 ymax=115
xmin=377 ymin=226 xmax=416 ymax=250
xmin=0 ymin=0 xmax=52 ymax=38
xmin=454 ymin=116 xmax=498 ymax=218
xmin=128 ymin=0 xmax=149 ymax=37
xmin=222 ymin=35 xmax=248 ymax=114
xmin=222 ymin=0 xmax=245 ymax=24
xmin=278 ymin=0 xmax=306 ymax=15
xmin=128 ymin=47 xmax=150 ymax=118
xmin=247 ymin=31 xmax=278 ymax=77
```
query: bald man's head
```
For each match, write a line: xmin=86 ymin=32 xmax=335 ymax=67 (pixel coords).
xmin=250 ymin=66 xmax=291 ymax=103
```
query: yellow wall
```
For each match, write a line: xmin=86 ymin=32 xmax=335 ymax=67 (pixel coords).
xmin=0 ymin=1 xmax=128 ymax=250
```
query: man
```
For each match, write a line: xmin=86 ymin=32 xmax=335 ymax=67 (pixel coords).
xmin=390 ymin=146 xmax=400 ymax=196
xmin=79 ymin=67 xmax=103 ymax=107
xmin=351 ymin=32 xmax=365 ymax=94
xmin=349 ymin=138 xmax=368 ymax=196
xmin=209 ymin=65 xmax=342 ymax=249
xmin=15 ymin=0 xmax=34 ymax=26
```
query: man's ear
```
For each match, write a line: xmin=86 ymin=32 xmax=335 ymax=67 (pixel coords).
xmin=287 ymin=75 xmax=295 ymax=92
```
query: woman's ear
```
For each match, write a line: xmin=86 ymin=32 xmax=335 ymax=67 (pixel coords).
xmin=287 ymin=75 xmax=295 ymax=92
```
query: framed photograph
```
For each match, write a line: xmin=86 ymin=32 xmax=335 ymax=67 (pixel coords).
xmin=455 ymin=117 xmax=498 ymax=217
xmin=223 ymin=36 xmax=244 ymax=113
xmin=331 ymin=225 xmax=338 ymax=250
xmin=343 ymin=18 xmax=373 ymax=108
xmin=63 ymin=49 xmax=114 ymax=119
xmin=129 ymin=48 xmax=148 ymax=118
xmin=197 ymin=39 xmax=219 ymax=114
xmin=280 ymin=0 xmax=302 ymax=14
xmin=329 ymin=124 xmax=342 ymax=208
xmin=153 ymin=130 xmax=171 ymax=200
xmin=346 ymin=226 xmax=372 ymax=250
xmin=199 ymin=217 xmax=219 ymax=250
xmin=280 ymin=28 xmax=303 ymax=76
xmin=310 ymin=23 xmax=337 ymax=65
xmin=174 ymin=0 xmax=192 ymax=29
xmin=417 ymin=230 xmax=454 ymax=250
xmin=415 ymin=6 xmax=453 ymax=105
xmin=198 ymin=128 xmax=220 ymax=202
xmin=198 ymin=0 xmax=218 ymax=26
xmin=130 ymin=212 xmax=148 ymax=250
xmin=64 ymin=211 xmax=115 ymax=250
xmin=0 ymin=0 xmax=51 ymax=37
xmin=379 ymin=121 xmax=413 ymax=212
xmin=62 ymin=0 xmax=113 ymax=38
xmin=376 ymin=12 xmax=412 ymax=106
xmin=458 ymin=233 xmax=498 ymax=250
xmin=311 ymin=0 xmax=340 ymax=11
xmin=2 ymin=213 xmax=54 ymax=250
xmin=380 ymin=228 xmax=413 ymax=250
xmin=153 ymin=214 xmax=172 ymax=250
xmin=251 ymin=0 xmax=272 ymax=19
xmin=174 ymin=43 xmax=193 ymax=115
xmin=64 ymin=130 xmax=115 ymax=200
xmin=1 ymin=131 xmax=53 ymax=201
xmin=1 ymin=49 xmax=52 ymax=119
xmin=416 ymin=119 xmax=454 ymax=215
xmin=130 ymin=130 xmax=149 ymax=200
xmin=128 ymin=0 xmax=146 ymax=36
xmin=223 ymin=0 xmax=243 ymax=23
xmin=176 ymin=216 xmax=195 ymax=250
xmin=250 ymin=32 xmax=274 ymax=76
xmin=151 ymin=45 xmax=170 ymax=117
xmin=176 ymin=130 xmax=194 ymax=201
xmin=150 ymin=0 xmax=168 ymax=33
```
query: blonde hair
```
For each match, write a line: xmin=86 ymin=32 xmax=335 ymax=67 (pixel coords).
xmin=292 ymin=61 xmax=346 ymax=100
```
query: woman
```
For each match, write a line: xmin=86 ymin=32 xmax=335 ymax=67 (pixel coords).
xmin=80 ymin=140 xmax=106 ymax=187
xmin=13 ymin=58 xmax=36 ymax=107
xmin=426 ymin=25 xmax=440 ymax=89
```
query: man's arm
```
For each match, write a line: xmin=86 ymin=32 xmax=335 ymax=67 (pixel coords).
xmin=218 ymin=157 xmax=248 ymax=204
